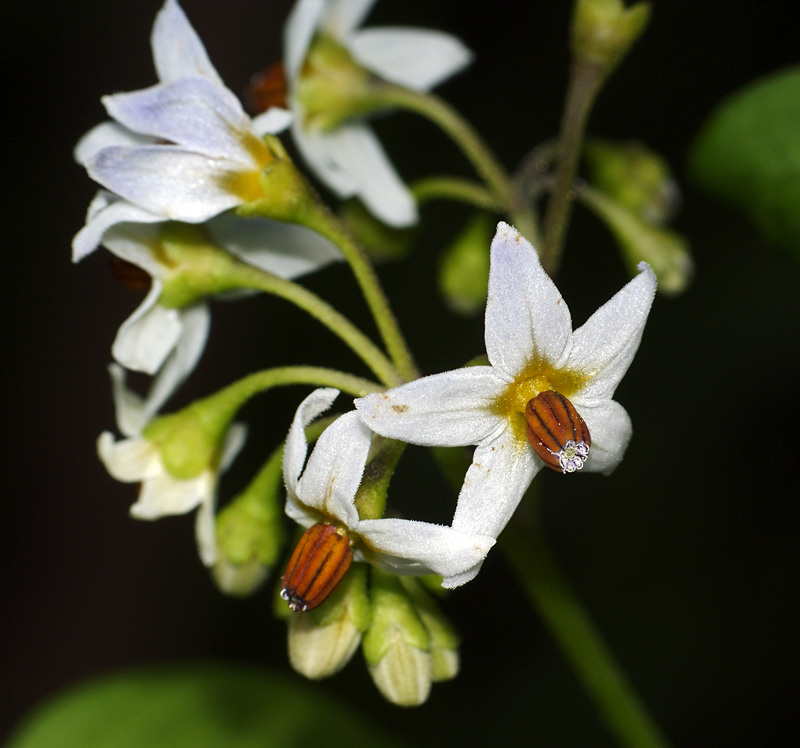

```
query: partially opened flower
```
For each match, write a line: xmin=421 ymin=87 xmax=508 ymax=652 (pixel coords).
xmin=75 ymin=0 xmax=292 ymax=232
xmin=284 ymin=0 xmax=473 ymax=226
xmin=280 ymin=388 xmax=494 ymax=610
xmin=99 ymin=365 xmax=247 ymax=566
xmin=356 ymin=222 xmax=656 ymax=587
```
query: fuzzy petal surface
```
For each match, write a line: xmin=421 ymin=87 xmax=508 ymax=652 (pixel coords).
xmin=355 ymin=367 xmax=506 ymax=447
xmin=357 ymin=519 xmax=495 ymax=578
xmin=485 ymin=223 xmax=573 ymax=377
xmin=74 ymin=122 xmax=153 ymax=166
xmin=151 ymin=0 xmax=223 ymax=85
xmin=351 ymin=28 xmax=473 ymax=91
xmin=568 ymin=263 xmax=656 ymax=404
xmin=87 ymin=145 xmax=246 ymax=222
xmin=130 ymin=470 xmax=212 ymax=519
xmin=577 ymin=399 xmax=633 ymax=475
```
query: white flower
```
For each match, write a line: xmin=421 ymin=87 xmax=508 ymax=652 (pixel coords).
xmin=356 ymin=222 xmax=656 ymax=587
xmin=284 ymin=389 xmax=495 ymax=579
xmin=98 ymin=364 xmax=246 ymax=566
xmin=74 ymin=0 xmax=293 ymax=237
xmin=77 ymin=191 xmax=339 ymax=394
xmin=284 ymin=0 xmax=473 ymax=227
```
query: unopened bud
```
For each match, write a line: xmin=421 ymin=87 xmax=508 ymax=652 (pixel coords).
xmin=438 ymin=212 xmax=492 ymax=315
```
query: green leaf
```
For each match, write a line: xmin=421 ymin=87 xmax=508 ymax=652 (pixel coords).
xmin=7 ymin=663 xmax=411 ymax=748
xmin=689 ymin=66 xmax=800 ymax=260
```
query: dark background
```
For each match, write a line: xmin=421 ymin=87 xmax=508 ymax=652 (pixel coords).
xmin=3 ymin=1 xmax=798 ymax=745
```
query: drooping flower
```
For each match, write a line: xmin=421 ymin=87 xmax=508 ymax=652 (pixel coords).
xmin=74 ymin=0 xmax=293 ymax=237
xmin=284 ymin=0 xmax=473 ymax=227
xmin=356 ymin=222 xmax=656 ymax=587
xmin=98 ymin=365 xmax=247 ymax=565
xmin=282 ymin=388 xmax=495 ymax=604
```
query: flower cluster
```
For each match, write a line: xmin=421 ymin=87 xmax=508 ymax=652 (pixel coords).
xmin=76 ymin=0 xmax=664 ymax=709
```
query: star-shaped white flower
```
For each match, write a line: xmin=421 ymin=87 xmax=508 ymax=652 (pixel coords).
xmin=356 ymin=222 xmax=656 ymax=587
xmin=74 ymin=0 xmax=292 ymax=238
xmin=98 ymin=364 xmax=247 ymax=566
xmin=284 ymin=389 xmax=495 ymax=580
xmin=284 ymin=0 xmax=473 ymax=227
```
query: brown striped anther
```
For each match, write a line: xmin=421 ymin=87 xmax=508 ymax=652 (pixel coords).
xmin=524 ymin=390 xmax=591 ymax=474
xmin=280 ymin=523 xmax=353 ymax=612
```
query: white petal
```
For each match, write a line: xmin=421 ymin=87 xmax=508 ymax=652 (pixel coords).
xmin=207 ymin=213 xmax=340 ymax=280
xmin=74 ymin=122 xmax=153 ymax=165
xmin=485 ymin=222 xmax=573 ymax=377
xmin=109 ymin=364 xmax=147 ymax=438
xmin=451 ymin=427 xmax=539 ymax=540
xmin=112 ymin=283 xmax=183 ymax=375
xmin=284 ymin=0 xmax=326 ymax=81
xmin=72 ymin=195 xmax=164 ymax=262
xmin=319 ymin=124 xmax=417 ymax=227
xmin=577 ymin=399 xmax=633 ymax=475
xmin=294 ymin=412 xmax=369 ymax=529
xmin=355 ymin=367 xmax=506 ymax=447
xmin=140 ymin=304 xmax=211 ymax=420
xmin=567 ymin=263 xmax=656 ymax=404
xmin=291 ymin=123 xmax=359 ymax=196
xmin=97 ymin=432 xmax=161 ymax=482
xmin=351 ymin=28 xmax=473 ymax=91
xmin=100 ymin=220 xmax=163 ymax=276
xmin=87 ymin=145 xmax=246 ymax=222
xmin=357 ymin=518 xmax=495 ymax=578
xmin=130 ymin=471 xmax=212 ymax=518
xmin=102 ymin=79 xmax=255 ymax=164
xmin=151 ymin=0 xmax=223 ymax=85
xmin=251 ymin=107 xmax=293 ymax=137
xmin=283 ymin=388 xmax=340 ymax=496
xmin=219 ymin=423 xmax=248 ymax=472
xmin=322 ymin=0 xmax=377 ymax=39
xmin=194 ymin=488 xmax=217 ymax=566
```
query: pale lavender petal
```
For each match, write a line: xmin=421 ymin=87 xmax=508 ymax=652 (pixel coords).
xmin=108 ymin=364 xmax=148 ymax=438
xmin=219 ymin=423 xmax=248 ymax=472
xmin=291 ymin=123 xmax=359 ymax=196
xmin=102 ymin=79 xmax=256 ymax=163
xmin=131 ymin=471 xmax=212 ymax=518
xmin=87 ymin=145 xmax=246 ymax=221
xmin=351 ymin=28 xmax=473 ymax=91
xmin=97 ymin=432 xmax=160 ymax=482
xmin=72 ymin=194 xmax=164 ymax=262
xmin=283 ymin=388 xmax=339 ymax=496
xmin=576 ymin=399 xmax=633 ymax=475
xmin=74 ymin=122 xmax=153 ymax=165
xmin=112 ymin=283 xmax=182 ymax=375
xmin=355 ymin=367 xmax=507 ymax=447
xmin=485 ymin=222 xmax=573 ymax=378
xmin=207 ymin=213 xmax=341 ymax=280
xmin=100 ymin=219 xmax=163 ymax=275
xmin=151 ymin=0 xmax=223 ymax=85
xmin=567 ymin=263 xmax=656 ymax=404
xmin=285 ymin=0 xmax=326 ymax=81
xmin=295 ymin=412 xmax=369 ymax=529
xmin=323 ymin=0 xmax=377 ymax=39
xmin=320 ymin=124 xmax=417 ymax=227
xmin=451 ymin=427 xmax=539 ymax=540
xmin=357 ymin=519 xmax=495 ymax=577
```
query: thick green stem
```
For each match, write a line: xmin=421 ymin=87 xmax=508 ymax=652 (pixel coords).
xmin=222 ymin=259 xmax=402 ymax=388
xmin=299 ymin=204 xmax=419 ymax=383
xmin=502 ymin=508 xmax=671 ymax=748
xmin=541 ymin=59 xmax=606 ymax=273
xmin=377 ymin=84 xmax=539 ymax=245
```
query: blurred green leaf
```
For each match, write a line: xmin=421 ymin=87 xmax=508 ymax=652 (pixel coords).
xmin=7 ymin=662 xmax=411 ymax=748
xmin=689 ymin=66 xmax=800 ymax=260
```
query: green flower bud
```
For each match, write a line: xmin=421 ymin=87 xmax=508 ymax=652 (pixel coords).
xmin=578 ymin=184 xmax=693 ymax=295
xmin=400 ymin=578 xmax=460 ymax=682
xmin=584 ymin=139 xmax=680 ymax=225
xmin=287 ymin=564 xmax=370 ymax=679
xmin=572 ymin=0 xmax=651 ymax=76
xmin=212 ymin=447 xmax=285 ymax=597
xmin=438 ymin=212 xmax=493 ymax=315
xmin=362 ymin=570 xmax=432 ymax=707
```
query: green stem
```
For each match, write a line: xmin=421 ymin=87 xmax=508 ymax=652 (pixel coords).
xmin=204 ymin=365 xmax=383 ymax=426
xmin=411 ymin=176 xmax=502 ymax=211
xmin=299 ymin=203 xmax=419 ymax=383
xmin=541 ymin=59 xmax=606 ymax=274
xmin=501 ymin=507 xmax=671 ymax=748
xmin=223 ymin=259 xmax=402 ymax=388
xmin=377 ymin=84 xmax=539 ymax=245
